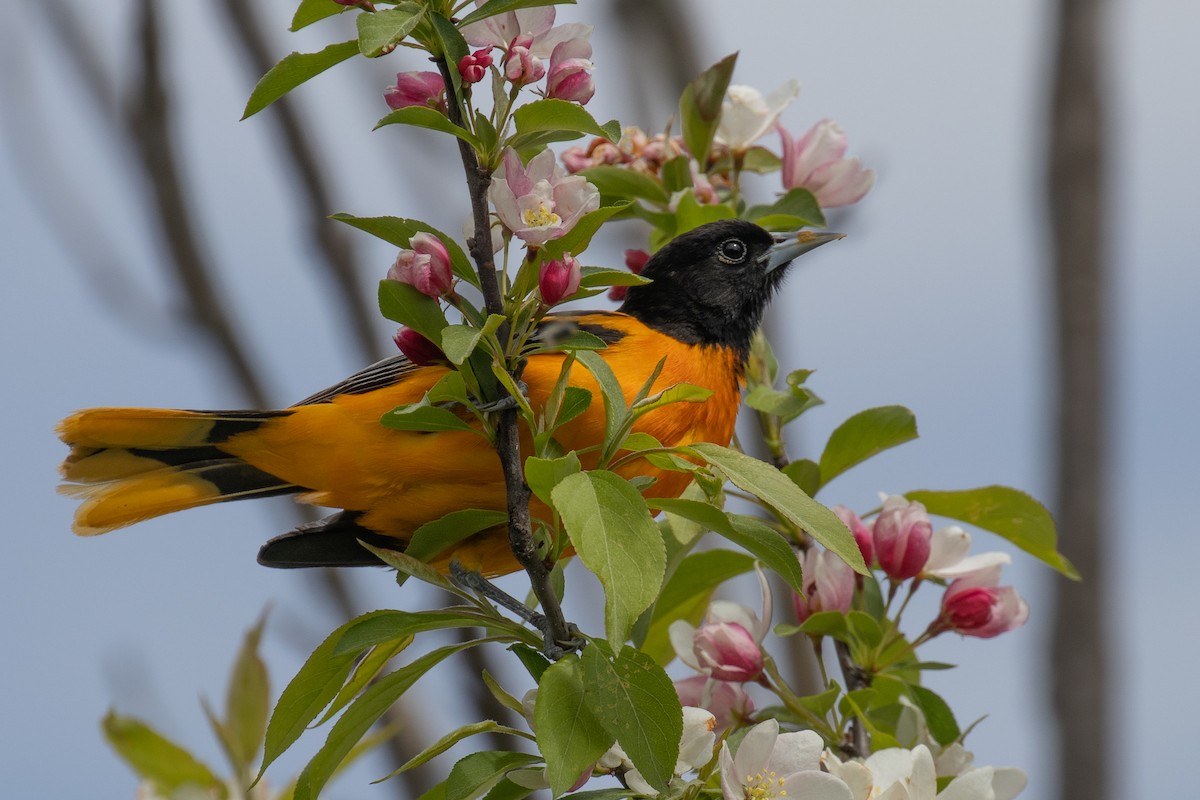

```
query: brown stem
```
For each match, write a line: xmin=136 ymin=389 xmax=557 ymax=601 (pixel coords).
xmin=834 ymin=640 xmax=871 ymax=758
xmin=433 ymin=56 xmax=573 ymax=655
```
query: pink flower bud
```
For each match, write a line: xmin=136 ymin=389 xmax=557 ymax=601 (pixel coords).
xmin=691 ymin=621 xmax=764 ymax=683
xmin=608 ymin=249 xmax=649 ymax=302
xmin=545 ymin=38 xmax=594 ymax=104
xmin=538 ymin=253 xmax=582 ymax=305
xmin=834 ymin=505 xmax=874 ymax=566
xmin=674 ymin=675 xmax=754 ymax=732
xmin=778 ymin=119 xmax=875 ymax=208
xmin=384 ymin=71 xmax=446 ymax=113
xmin=392 ymin=327 xmax=446 ymax=366
xmin=872 ymin=495 xmax=933 ymax=581
xmin=937 ymin=565 xmax=1030 ymax=638
xmin=504 ymin=39 xmax=545 ymax=85
xmin=560 ymin=146 xmax=591 ymax=173
xmin=792 ymin=546 xmax=856 ymax=623
xmin=458 ymin=48 xmax=494 ymax=84
xmin=387 ymin=232 xmax=454 ymax=298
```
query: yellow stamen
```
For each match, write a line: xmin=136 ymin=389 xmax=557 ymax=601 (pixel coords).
xmin=521 ymin=203 xmax=561 ymax=228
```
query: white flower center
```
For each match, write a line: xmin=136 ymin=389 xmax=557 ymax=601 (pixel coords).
xmin=521 ymin=202 xmax=560 ymax=228
xmin=744 ymin=770 xmax=787 ymax=799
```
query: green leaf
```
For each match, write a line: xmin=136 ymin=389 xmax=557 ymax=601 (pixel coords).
xmin=405 ymin=509 xmax=509 ymax=562
xmin=103 ymin=711 xmax=223 ymax=797
xmin=223 ymin=614 xmax=270 ymax=774
xmin=442 ymin=324 xmax=485 ymax=366
xmin=575 ymin=350 xmax=629 ymax=455
xmin=445 ymin=751 xmax=544 ymax=800
xmin=905 ymin=486 xmax=1078 ymax=579
xmin=673 ymin=190 xmax=736 ymax=234
xmin=243 ymin=40 xmax=359 ymax=120
xmin=382 ymin=400 xmax=476 ymax=433
xmin=357 ymin=4 xmax=424 ymax=57
xmin=793 ymin=611 xmax=851 ymax=641
xmin=375 ymin=106 xmax=481 ymax=148
xmin=458 ymin=0 xmax=573 ymax=27
xmin=661 ymin=156 xmax=693 ymax=195
xmin=260 ymin=610 xmax=402 ymax=776
xmin=429 ymin=13 xmax=470 ymax=96
xmin=908 ymin=684 xmax=961 ymax=746
xmin=334 ymin=214 xmax=478 ymax=289
xmin=690 ymin=444 xmax=867 ymax=574
xmin=632 ymin=383 xmax=712 ymax=417
xmin=552 ymin=471 xmax=666 ymax=644
xmin=545 ymin=202 xmax=632 ymax=260
xmin=509 ymin=643 xmax=552 ymax=682
xmin=579 ymin=166 xmax=670 ymax=206
xmin=743 ymin=385 xmax=820 ymax=424
xmin=526 ymin=452 xmax=582 ymax=507
xmin=316 ymin=636 xmax=412 ymax=726
xmin=384 ymin=721 xmax=533 ymax=782
xmin=722 ymin=513 xmax=807 ymax=595
xmin=819 ymin=405 xmax=918 ymax=488
xmin=537 ymin=658 xmax=614 ymax=796
xmin=782 ymin=459 xmax=821 ymax=498
xmin=512 ymin=99 xmax=620 ymax=145
xmin=847 ymin=610 xmax=883 ymax=648
xmin=291 ymin=0 xmax=348 ymax=31
xmin=294 ymin=642 xmax=480 ymax=800
xmin=745 ymin=188 xmax=826 ymax=229
xmin=557 ymin=386 xmax=593 ymax=428
xmin=679 ymin=53 xmax=737 ymax=165
xmin=362 ymin=544 xmax=466 ymax=596
xmin=578 ymin=267 xmax=653 ymax=288
xmin=581 ymin=644 xmax=681 ymax=792
xmin=378 ymin=280 xmax=450 ymax=342
xmin=641 ymin=549 xmax=755 ymax=663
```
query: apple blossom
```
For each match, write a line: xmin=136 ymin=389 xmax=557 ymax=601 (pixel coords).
xmin=922 ymin=526 xmax=1012 ymax=580
xmin=719 ymin=719 xmax=853 ymax=800
xmin=538 ymin=253 xmax=581 ymax=305
xmin=599 ymin=706 xmax=716 ymax=796
xmin=873 ymin=494 xmax=933 ymax=581
xmin=489 ymin=148 xmax=600 ymax=245
xmin=934 ymin=565 xmax=1029 ymax=639
xmin=545 ymin=37 xmax=595 ymax=104
xmin=835 ymin=504 xmax=875 ymax=567
xmin=387 ymin=232 xmax=454 ymax=298
xmin=392 ymin=327 xmax=445 ymax=366
xmin=793 ymin=545 xmax=856 ymax=622
xmin=715 ymin=80 xmax=801 ymax=152
xmin=674 ymin=674 xmax=754 ymax=732
xmin=457 ymin=48 xmax=493 ymax=84
xmin=461 ymin=4 xmax=591 ymax=89
xmin=778 ymin=119 xmax=876 ymax=207
xmin=823 ymin=744 xmax=1027 ymax=800
xmin=383 ymin=71 xmax=446 ymax=112
xmin=669 ymin=566 xmax=772 ymax=683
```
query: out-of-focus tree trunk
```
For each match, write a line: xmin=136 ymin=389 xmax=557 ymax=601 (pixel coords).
xmin=1046 ymin=0 xmax=1111 ymax=798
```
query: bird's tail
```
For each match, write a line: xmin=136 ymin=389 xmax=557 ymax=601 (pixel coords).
xmin=57 ymin=407 xmax=300 ymax=536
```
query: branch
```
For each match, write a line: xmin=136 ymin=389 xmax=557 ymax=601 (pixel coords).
xmin=434 ymin=56 xmax=574 ymax=656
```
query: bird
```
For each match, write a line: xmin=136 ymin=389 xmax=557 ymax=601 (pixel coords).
xmin=57 ymin=219 xmax=842 ymax=577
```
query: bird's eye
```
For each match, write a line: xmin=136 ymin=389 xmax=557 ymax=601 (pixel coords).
xmin=717 ymin=238 xmax=748 ymax=265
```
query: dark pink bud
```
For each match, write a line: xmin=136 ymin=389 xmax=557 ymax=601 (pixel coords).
xmin=872 ymin=495 xmax=933 ymax=581
xmin=608 ymin=249 xmax=649 ymax=302
xmin=504 ymin=44 xmax=544 ymax=85
xmin=538 ymin=254 xmax=582 ymax=305
xmin=384 ymin=71 xmax=447 ymax=112
xmin=387 ymin=233 xmax=454 ymax=299
xmin=458 ymin=48 xmax=493 ymax=84
xmin=936 ymin=565 xmax=1030 ymax=638
xmin=834 ymin=505 xmax=874 ymax=566
xmin=691 ymin=621 xmax=764 ymax=683
xmin=392 ymin=327 xmax=446 ymax=366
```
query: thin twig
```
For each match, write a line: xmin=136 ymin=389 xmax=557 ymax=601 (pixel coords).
xmin=833 ymin=640 xmax=870 ymax=758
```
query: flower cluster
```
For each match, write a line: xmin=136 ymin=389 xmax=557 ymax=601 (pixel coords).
xmin=460 ymin=4 xmax=595 ymax=102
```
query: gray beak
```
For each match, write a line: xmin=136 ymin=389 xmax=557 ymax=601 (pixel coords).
xmin=759 ymin=231 xmax=846 ymax=273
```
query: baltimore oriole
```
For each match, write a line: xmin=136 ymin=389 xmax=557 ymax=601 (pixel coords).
xmin=58 ymin=220 xmax=841 ymax=576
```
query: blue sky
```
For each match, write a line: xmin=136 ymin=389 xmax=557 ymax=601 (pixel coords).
xmin=2 ymin=1 xmax=1196 ymax=797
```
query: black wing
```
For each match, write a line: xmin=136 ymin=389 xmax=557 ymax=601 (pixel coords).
xmin=295 ymin=354 xmax=419 ymax=406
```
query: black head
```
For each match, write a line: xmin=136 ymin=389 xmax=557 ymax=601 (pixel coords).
xmin=619 ymin=219 xmax=841 ymax=358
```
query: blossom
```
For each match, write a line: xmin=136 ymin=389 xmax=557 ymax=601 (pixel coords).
xmin=719 ymin=719 xmax=852 ymax=800
xmin=599 ymin=706 xmax=716 ymax=796
xmin=489 ymin=148 xmax=600 ymax=245
xmin=538 ymin=254 xmax=581 ymax=305
xmin=674 ymin=674 xmax=754 ymax=732
xmin=461 ymin=4 xmax=591 ymax=88
xmin=387 ymin=233 xmax=454 ymax=298
xmin=383 ymin=71 xmax=446 ymax=112
xmin=393 ymin=328 xmax=446 ymax=366
xmin=458 ymin=48 xmax=493 ymax=84
xmin=823 ymin=744 xmax=1027 ymax=799
xmin=834 ymin=505 xmax=874 ymax=566
xmin=922 ymin=526 xmax=1011 ymax=581
xmin=669 ymin=566 xmax=772 ymax=683
xmin=545 ymin=37 xmax=595 ymax=104
xmin=873 ymin=495 xmax=933 ymax=581
xmin=778 ymin=119 xmax=875 ymax=207
xmin=793 ymin=545 xmax=856 ymax=622
xmin=935 ymin=565 xmax=1029 ymax=639
xmin=714 ymin=80 xmax=800 ymax=152
xmin=608 ymin=248 xmax=649 ymax=302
